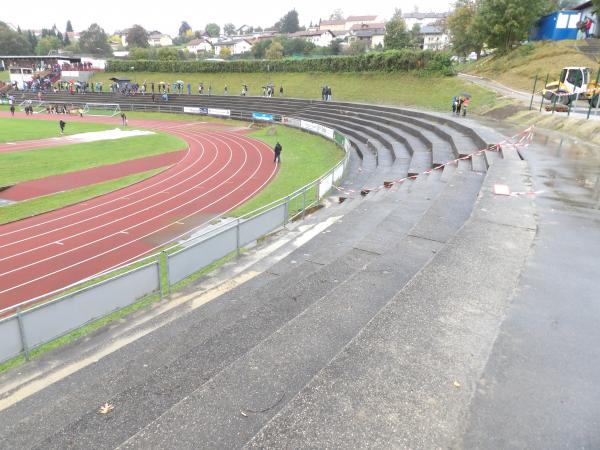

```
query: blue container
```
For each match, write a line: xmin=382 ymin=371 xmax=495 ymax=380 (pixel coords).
xmin=530 ymin=10 xmax=581 ymax=41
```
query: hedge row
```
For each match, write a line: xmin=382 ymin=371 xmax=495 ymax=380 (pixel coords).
xmin=105 ymin=50 xmax=454 ymax=75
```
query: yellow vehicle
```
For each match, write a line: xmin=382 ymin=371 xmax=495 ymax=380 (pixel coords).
xmin=542 ymin=67 xmax=600 ymax=106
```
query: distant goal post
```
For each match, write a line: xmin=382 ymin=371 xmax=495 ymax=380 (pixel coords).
xmin=82 ymin=103 xmax=121 ymax=117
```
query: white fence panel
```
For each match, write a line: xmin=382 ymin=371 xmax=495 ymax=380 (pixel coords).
xmin=239 ymin=204 xmax=286 ymax=247
xmin=333 ymin=163 xmax=345 ymax=183
xmin=21 ymin=263 xmax=160 ymax=350
xmin=168 ymin=226 xmax=238 ymax=284
xmin=300 ymin=120 xmax=335 ymax=140
xmin=0 ymin=316 xmax=22 ymax=363
xmin=319 ymin=173 xmax=334 ymax=198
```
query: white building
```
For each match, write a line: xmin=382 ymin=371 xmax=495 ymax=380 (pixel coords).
xmin=186 ymin=38 xmax=213 ymax=54
xmin=147 ymin=32 xmax=173 ymax=47
xmin=213 ymin=39 xmax=253 ymax=56
xmin=421 ymin=25 xmax=449 ymax=51
xmin=290 ymin=30 xmax=336 ymax=47
xmin=403 ymin=12 xmax=448 ymax=30
xmin=349 ymin=23 xmax=386 ymax=49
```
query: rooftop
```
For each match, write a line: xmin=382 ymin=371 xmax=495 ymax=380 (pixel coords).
xmin=347 ymin=15 xmax=378 ymax=21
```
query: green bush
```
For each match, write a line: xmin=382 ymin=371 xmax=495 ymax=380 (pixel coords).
xmin=106 ymin=50 xmax=453 ymax=74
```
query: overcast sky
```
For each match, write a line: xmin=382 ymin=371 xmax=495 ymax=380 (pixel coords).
xmin=5 ymin=0 xmax=453 ymax=35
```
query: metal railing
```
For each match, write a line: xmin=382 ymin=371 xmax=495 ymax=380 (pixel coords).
xmin=0 ymin=112 xmax=351 ymax=364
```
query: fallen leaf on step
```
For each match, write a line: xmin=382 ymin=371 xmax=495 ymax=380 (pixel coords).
xmin=98 ymin=403 xmax=114 ymax=414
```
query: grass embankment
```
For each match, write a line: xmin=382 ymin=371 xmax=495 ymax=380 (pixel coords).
xmin=92 ymin=72 xmax=498 ymax=113
xmin=463 ymin=40 xmax=596 ymax=92
xmin=0 ymin=168 xmax=163 ymax=224
xmin=234 ymin=124 xmax=344 ymax=217
xmin=0 ymin=117 xmax=123 ymax=143
xmin=0 ymin=132 xmax=186 ymax=185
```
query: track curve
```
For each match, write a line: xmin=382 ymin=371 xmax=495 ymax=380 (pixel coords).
xmin=0 ymin=116 xmax=278 ymax=308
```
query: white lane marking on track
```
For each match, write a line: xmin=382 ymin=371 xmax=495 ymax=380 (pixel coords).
xmin=0 ymin=122 xmax=197 ymax=241
xmin=0 ymin=129 xmax=218 ymax=260
xmin=0 ymin=132 xmax=274 ymax=296
xmin=0 ymin=126 xmax=207 ymax=249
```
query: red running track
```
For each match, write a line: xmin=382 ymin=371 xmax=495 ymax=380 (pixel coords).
xmin=0 ymin=115 xmax=278 ymax=309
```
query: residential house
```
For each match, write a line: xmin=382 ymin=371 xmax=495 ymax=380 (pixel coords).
xmin=349 ymin=23 xmax=386 ymax=49
xmin=290 ymin=30 xmax=336 ymax=47
xmin=421 ymin=25 xmax=449 ymax=51
xmin=147 ymin=32 xmax=173 ymax=47
xmin=66 ymin=31 xmax=80 ymax=42
xmin=403 ymin=12 xmax=448 ymax=30
xmin=186 ymin=38 xmax=213 ymax=54
xmin=236 ymin=25 xmax=252 ymax=35
xmin=318 ymin=19 xmax=346 ymax=33
xmin=345 ymin=15 xmax=379 ymax=30
xmin=213 ymin=39 xmax=253 ymax=56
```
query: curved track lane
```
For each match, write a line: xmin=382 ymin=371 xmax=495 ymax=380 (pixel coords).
xmin=0 ymin=117 xmax=278 ymax=308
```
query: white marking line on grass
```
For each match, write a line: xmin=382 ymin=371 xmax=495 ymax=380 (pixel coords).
xmin=6 ymin=142 xmax=15 ymax=145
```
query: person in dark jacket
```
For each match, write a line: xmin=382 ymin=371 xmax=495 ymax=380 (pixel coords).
xmin=59 ymin=120 xmax=66 ymax=135
xmin=274 ymin=141 xmax=282 ymax=163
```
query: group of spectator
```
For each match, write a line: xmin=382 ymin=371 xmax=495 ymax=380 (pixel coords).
xmin=61 ymin=62 xmax=94 ymax=71
xmin=322 ymin=85 xmax=333 ymax=101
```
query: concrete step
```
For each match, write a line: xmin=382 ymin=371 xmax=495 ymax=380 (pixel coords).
xmin=244 ymin=153 xmax=535 ymax=450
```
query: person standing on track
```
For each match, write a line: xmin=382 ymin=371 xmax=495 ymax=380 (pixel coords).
xmin=273 ymin=141 xmax=282 ymax=163
xmin=121 ymin=112 xmax=128 ymax=126
xmin=59 ymin=120 xmax=66 ymax=135
xmin=10 ymin=105 xmax=15 ymax=116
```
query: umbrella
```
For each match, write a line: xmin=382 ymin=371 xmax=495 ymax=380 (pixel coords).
xmin=176 ymin=80 xmax=184 ymax=85
xmin=460 ymin=92 xmax=472 ymax=98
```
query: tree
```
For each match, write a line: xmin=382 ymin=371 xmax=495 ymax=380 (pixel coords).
xmin=36 ymin=36 xmax=62 ymax=55
xmin=219 ymin=47 xmax=232 ymax=58
xmin=78 ymin=23 xmax=112 ymax=55
xmin=329 ymin=38 xmax=343 ymax=55
xmin=392 ymin=7 xmax=402 ymax=19
xmin=63 ymin=33 xmax=70 ymax=46
xmin=157 ymin=47 xmax=179 ymax=60
xmin=179 ymin=21 xmax=192 ymax=36
xmin=265 ymin=41 xmax=284 ymax=59
xmin=224 ymin=23 xmax=236 ymax=35
xmin=130 ymin=47 xmax=149 ymax=59
xmin=282 ymin=37 xmax=314 ymax=56
xmin=0 ymin=22 xmax=33 ymax=54
xmin=408 ymin=24 xmax=423 ymax=49
xmin=252 ymin=38 xmax=272 ymax=58
xmin=206 ymin=23 xmax=220 ymax=37
xmin=27 ymin=30 xmax=38 ymax=50
xmin=127 ymin=24 xmax=149 ymax=48
xmin=476 ymin=0 xmax=555 ymax=53
xmin=66 ymin=20 xmax=73 ymax=32
xmin=384 ymin=17 xmax=410 ymax=49
xmin=447 ymin=0 xmax=485 ymax=58
xmin=329 ymin=9 xmax=344 ymax=20
xmin=274 ymin=9 xmax=300 ymax=33
xmin=346 ymin=40 xmax=368 ymax=55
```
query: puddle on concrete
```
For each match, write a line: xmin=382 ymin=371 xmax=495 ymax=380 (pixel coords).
xmin=474 ymin=117 xmax=600 ymax=210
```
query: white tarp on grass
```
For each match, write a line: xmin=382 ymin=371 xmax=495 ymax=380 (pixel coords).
xmin=61 ymin=129 xmax=155 ymax=143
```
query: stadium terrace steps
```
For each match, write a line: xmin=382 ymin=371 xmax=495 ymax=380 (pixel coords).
xmin=0 ymin=93 xmax=536 ymax=447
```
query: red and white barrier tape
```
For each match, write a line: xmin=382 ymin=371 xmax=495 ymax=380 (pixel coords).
xmin=334 ymin=126 xmax=535 ymax=199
